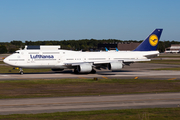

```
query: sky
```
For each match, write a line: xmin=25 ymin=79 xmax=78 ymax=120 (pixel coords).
xmin=0 ymin=0 xmax=180 ymax=42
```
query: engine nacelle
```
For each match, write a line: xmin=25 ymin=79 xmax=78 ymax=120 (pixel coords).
xmin=77 ymin=64 xmax=92 ymax=73
xmin=108 ymin=62 xmax=123 ymax=71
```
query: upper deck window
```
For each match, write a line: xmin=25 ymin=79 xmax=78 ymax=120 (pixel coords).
xmin=27 ymin=46 xmax=40 ymax=49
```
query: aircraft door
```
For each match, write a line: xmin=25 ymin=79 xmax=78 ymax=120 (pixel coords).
xmin=57 ymin=52 xmax=63 ymax=64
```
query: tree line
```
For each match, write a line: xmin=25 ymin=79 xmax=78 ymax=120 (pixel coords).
xmin=0 ymin=39 xmax=179 ymax=54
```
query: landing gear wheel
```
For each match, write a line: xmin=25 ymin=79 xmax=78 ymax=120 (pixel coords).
xmin=90 ymin=69 xmax=96 ymax=74
xmin=19 ymin=68 xmax=23 ymax=75
xmin=74 ymin=68 xmax=79 ymax=74
xmin=20 ymin=71 xmax=23 ymax=75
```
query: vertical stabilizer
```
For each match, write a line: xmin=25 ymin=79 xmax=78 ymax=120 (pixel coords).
xmin=134 ymin=29 xmax=163 ymax=51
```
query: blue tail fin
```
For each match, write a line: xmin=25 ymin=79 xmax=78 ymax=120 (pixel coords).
xmin=133 ymin=29 xmax=163 ymax=51
xmin=116 ymin=48 xmax=119 ymax=51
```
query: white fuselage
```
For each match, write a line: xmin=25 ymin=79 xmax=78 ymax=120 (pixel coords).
xmin=4 ymin=49 xmax=158 ymax=69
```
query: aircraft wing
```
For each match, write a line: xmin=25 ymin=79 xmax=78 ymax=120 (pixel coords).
xmin=64 ymin=58 xmax=150 ymax=67
xmin=93 ymin=59 xmax=150 ymax=64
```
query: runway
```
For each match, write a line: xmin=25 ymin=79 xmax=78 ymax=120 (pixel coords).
xmin=0 ymin=92 xmax=180 ymax=115
xmin=1 ymin=63 xmax=180 ymax=80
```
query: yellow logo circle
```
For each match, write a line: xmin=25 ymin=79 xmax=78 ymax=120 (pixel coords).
xmin=149 ymin=34 xmax=158 ymax=46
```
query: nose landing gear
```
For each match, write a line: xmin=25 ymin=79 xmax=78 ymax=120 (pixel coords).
xmin=19 ymin=68 xmax=23 ymax=75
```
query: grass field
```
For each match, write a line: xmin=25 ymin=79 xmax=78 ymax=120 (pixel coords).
xmin=0 ymin=65 xmax=51 ymax=73
xmin=0 ymin=79 xmax=180 ymax=99
xmin=0 ymin=61 xmax=4 ymax=64
xmin=0 ymin=108 xmax=180 ymax=120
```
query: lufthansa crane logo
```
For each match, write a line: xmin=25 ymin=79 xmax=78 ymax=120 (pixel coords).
xmin=149 ymin=34 xmax=158 ymax=46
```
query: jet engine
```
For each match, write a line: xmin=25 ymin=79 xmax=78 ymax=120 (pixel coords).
xmin=108 ymin=62 xmax=123 ymax=71
xmin=77 ymin=64 xmax=92 ymax=73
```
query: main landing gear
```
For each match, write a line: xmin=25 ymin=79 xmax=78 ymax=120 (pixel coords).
xmin=19 ymin=68 xmax=23 ymax=75
xmin=90 ymin=69 xmax=96 ymax=74
xmin=73 ymin=68 xmax=96 ymax=74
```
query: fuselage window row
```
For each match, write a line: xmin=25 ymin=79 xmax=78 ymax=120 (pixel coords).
xmin=88 ymin=58 xmax=106 ymax=60
xmin=28 ymin=52 xmax=39 ymax=54
xmin=42 ymin=52 xmax=59 ymax=54
xmin=9 ymin=59 xmax=25 ymax=61
xmin=34 ymin=59 xmax=56 ymax=61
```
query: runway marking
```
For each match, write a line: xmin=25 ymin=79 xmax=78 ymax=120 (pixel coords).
xmin=102 ymin=76 xmax=108 ymax=79
xmin=168 ymin=78 xmax=177 ymax=80
xmin=78 ymin=77 xmax=87 ymax=79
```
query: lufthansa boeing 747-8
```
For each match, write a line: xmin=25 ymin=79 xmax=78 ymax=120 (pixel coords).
xmin=3 ymin=29 xmax=163 ymax=74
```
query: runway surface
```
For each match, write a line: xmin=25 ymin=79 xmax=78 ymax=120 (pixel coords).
xmin=1 ymin=63 xmax=180 ymax=80
xmin=0 ymin=92 xmax=180 ymax=115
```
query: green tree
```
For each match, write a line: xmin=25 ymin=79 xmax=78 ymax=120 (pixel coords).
xmin=157 ymin=41 xmax=165 ymax=52
xmin=0 ymin=45 xmax=7 ymax=53
xmin=10 ymin=40 xmax=23 ymax=47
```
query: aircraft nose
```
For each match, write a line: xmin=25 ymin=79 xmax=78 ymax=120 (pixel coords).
xmin=3 ymin=57 xmax=9 ymax=64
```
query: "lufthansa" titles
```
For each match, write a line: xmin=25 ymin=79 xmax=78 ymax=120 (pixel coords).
xmin=30 ymin=55 xmax=54 ymax=59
